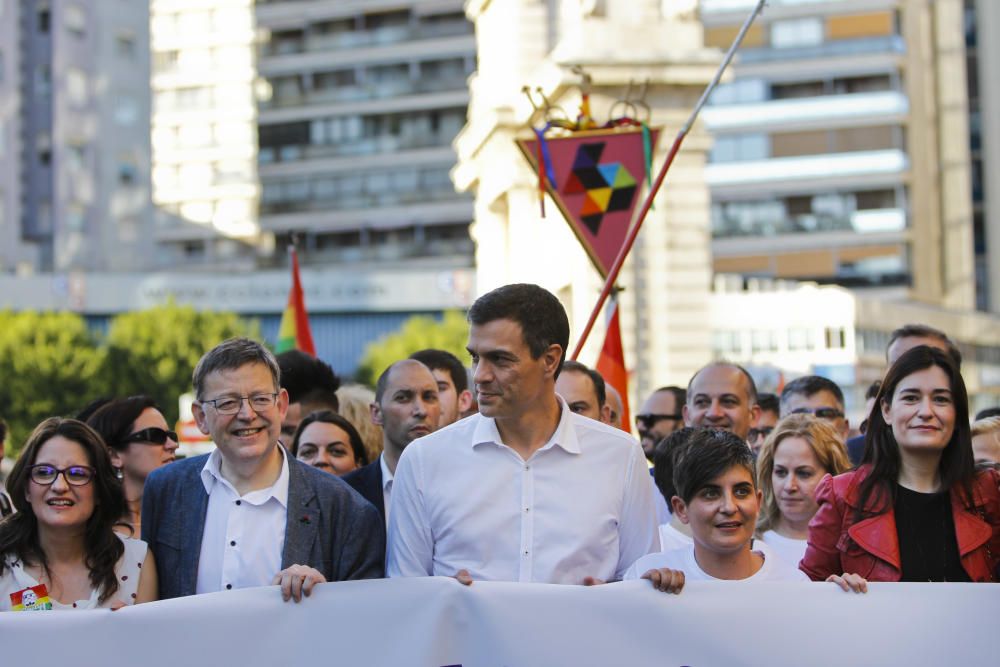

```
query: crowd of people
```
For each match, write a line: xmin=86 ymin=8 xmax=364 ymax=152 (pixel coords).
xmin=1 ymin=282 xmax=998 ymax=612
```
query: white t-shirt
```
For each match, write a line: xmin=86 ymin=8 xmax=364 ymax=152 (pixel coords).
xmin=0 ymin=535 xmax=147 ymax=611
xmin=658 ymin=523 xmax=693 ymax=551
xmin=623 ymin=540 xmax=809 ymax=582
xmin=759 ymin=530 xmax=807 ymax=568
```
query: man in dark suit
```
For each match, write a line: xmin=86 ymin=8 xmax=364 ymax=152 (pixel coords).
xmin=142 ymin=338 xmax=384 ymax=601
xmin=343 ymin=359 xmax=440 ymax=524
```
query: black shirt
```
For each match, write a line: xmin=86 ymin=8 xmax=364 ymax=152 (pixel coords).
xmin=894 ymin=484 xmax=970 ymax=582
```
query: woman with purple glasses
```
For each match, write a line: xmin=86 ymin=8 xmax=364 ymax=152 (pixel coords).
xmin=87 ymin=396 xmax=179 ymax=536
xmin=0 ymin=418 xmax=157 ymax=610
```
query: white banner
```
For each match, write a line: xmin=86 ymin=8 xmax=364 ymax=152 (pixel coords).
xmin=2 ymin=578 xmax=997 ymax=665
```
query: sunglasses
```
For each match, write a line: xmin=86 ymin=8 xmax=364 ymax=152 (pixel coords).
xmin=635 ymin=413 xmax=683 ymax=429
xmin=748 ymin=425 xmax=774 ymax=441
xmin=123 ymin=427 xmax=178 ymax=446
xmin=789 ymin=407 xmax=844 ymax=420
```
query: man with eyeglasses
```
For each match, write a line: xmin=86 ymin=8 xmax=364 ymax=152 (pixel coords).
xmin=636 ymin=386 xmax=686 ymax=461
xmin=747 ymin=393 xmax=779 ymax=455
xmin=779 ymin=375 xmax=849 ymax=442
xmin=142 ymin=337 xmax=384 ymax=603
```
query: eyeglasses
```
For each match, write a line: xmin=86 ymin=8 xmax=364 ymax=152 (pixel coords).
xmin=123 ymin=427 xmax=178 ymax=446
xmin=748 ymin=426 xmax=774 ymax=441
xmin=635 ymin=413 xmax=683 ymax=429
xmin=790 ymin=407 xmax=844 ymax=420
xmin=201 ymin=393 xmax=279 ymax=415
xmin=29 ymin=464 xmax=96 ymax=487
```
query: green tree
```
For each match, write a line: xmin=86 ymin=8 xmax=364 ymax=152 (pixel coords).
xmin=355 ymin=310 xmax=470 ymax=386
xmin=0 ymin=310 xmax=108 ymax=455
xmin=101 ymin=301 xmax=259 ymax=427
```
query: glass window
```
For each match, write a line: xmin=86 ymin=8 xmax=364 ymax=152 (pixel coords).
xmin=65 ymin=4 xmax=86 ymax=37
xmin=770 ymin=18 xmax=824 ymax=49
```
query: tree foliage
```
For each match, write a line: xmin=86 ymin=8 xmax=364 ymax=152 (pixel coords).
xmin=0 ymin=310 xmax=108 ymax=456
xmin=0 ymin=304 xmax=258 ymax=457
xmin=355 ymin=310 xmax=470 ymax=387
xmin=102 ymin=301 xmax=259 ymax=427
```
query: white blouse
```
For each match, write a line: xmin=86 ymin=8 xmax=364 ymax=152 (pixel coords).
xmin=0 ymin=535 xmax=147 ymax=611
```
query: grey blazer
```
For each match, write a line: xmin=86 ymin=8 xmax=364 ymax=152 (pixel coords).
xmin=141 ymin=451 xmax=385 ymax=600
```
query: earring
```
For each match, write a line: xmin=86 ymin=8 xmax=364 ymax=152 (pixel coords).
xmin=114 ymin=467 xmax=124 ymax=481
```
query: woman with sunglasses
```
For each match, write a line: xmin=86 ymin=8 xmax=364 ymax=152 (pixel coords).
xmin=87 ymin=396 xmax=179 ymax=536
xmin=0 ymin=418 xmax=157 ymax=610
xmin=801 ymin=346 xmax=1000 ymax=590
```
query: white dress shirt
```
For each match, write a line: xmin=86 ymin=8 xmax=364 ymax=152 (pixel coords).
xmin=195 ymin=447 xmax=289 ymax=594
xmin=379 ymin=453 xmax=395 ymax=527
xmin=387 ymin=398 xmax=659 ymax=584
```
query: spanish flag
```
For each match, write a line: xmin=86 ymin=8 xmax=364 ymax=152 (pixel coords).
xmin=276 ymin=246 xmax=316 ymax=356
xmin=595 ymin=296 xmax=630 ymax=430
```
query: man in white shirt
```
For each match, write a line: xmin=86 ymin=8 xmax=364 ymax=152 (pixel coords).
xmin=343 ymin=359 xmax=442 ymax=525
xmin=143 ymin=338 xmax=384 ymax=602
xmin=387 ymin=283 xmax=658 ymax=584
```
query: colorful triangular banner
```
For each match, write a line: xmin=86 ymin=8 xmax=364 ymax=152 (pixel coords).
xmin=517 ymin=126 xmax=659 ymax=278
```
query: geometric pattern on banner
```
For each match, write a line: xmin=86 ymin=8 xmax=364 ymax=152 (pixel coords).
xmin=569 ymin=142 xmax=638 ymax=235
xmin=516 ymin=126 xmax=660 ymax=278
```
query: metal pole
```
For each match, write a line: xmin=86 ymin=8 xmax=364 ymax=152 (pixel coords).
xmin=571 ymin=0 xmax=768 ymax=360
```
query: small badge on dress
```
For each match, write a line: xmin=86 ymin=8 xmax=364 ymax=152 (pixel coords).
xmin=10 ymin=584 xmax=53 ymax=611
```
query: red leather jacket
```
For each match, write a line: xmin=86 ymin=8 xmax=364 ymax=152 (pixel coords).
xmin=800 ymin=466 xmax=1000 ymax=582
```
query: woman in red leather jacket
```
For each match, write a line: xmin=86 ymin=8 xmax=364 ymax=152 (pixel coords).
xmin=800 ymin=346 xmax=1000 ymax=590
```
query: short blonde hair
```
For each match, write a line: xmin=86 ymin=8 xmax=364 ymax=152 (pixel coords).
xmin=335 ymin=383 xmax=383 ymax=463
xmin=971 ymin=416 xmax=1000 ymax=437
xmin=756 ymin=414 xmax=851 ymax=534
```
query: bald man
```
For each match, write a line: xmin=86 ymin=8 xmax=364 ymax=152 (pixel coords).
xmin=682 ymin=362 xmax=760 ymax=441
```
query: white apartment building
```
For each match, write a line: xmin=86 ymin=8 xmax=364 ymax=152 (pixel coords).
xmin=150 ymin=0 xmax=261 ymax=268
xmin=253 ymin=0 xmax=475 ymax=271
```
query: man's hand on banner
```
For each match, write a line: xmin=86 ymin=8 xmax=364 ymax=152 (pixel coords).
xmin=641 ymin=568 xmax=685 ymax=594
xmin=272 ymin=564 xmax=327 ymax=602
xmin=826 ymin=572 xmax=868 ymax=594
xmin=455 ymin=569 xmax=474 ymax=586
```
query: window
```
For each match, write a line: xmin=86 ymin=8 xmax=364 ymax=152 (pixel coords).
xmin=65 ymin=4 xmax=86 ymax=37
xmin=38 ymin=5 xmax=51 ymax=33
xmin=709 ymin=134 xmax=768 ymax=163
xmin=66 ymin=68 xmax=88 ymax=105
xmin=118 ymin=160 xmax=138 ymax=187
xmin=37 ymin=134 xmax=52 ymax=167
xmin=770 ymin=18 xmax=824 ymax=49
xmin=116 ymin=33 xmax=135 ymax=58
xmin=825 ymin=327 xmax=846 ymax=349
xmin=114 ymin=94 xmax=138 ymax=125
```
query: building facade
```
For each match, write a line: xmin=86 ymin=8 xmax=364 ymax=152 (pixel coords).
xmin=253 ymin=0 xmax=476 ymax=272
xmin=702 ymin=0 xmax=977 ymax=311
xmin=150 ymin=0 xmax=261 ymax=269
xmin=0 ymin=0 xmax=153 ymax=274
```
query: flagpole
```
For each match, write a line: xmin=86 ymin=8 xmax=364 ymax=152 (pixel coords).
xmin=570 ymin=0 xmax=766 ymax=361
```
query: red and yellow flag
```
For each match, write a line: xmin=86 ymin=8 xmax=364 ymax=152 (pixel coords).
xmin=595 ymin=297 xmax=630 ymax=430
xmin=276 ymin=246 xmax=316 ymax=356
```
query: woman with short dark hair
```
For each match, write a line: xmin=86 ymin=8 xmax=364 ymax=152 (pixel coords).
xmin=0 ymin=418 xmax=157 ymax=610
